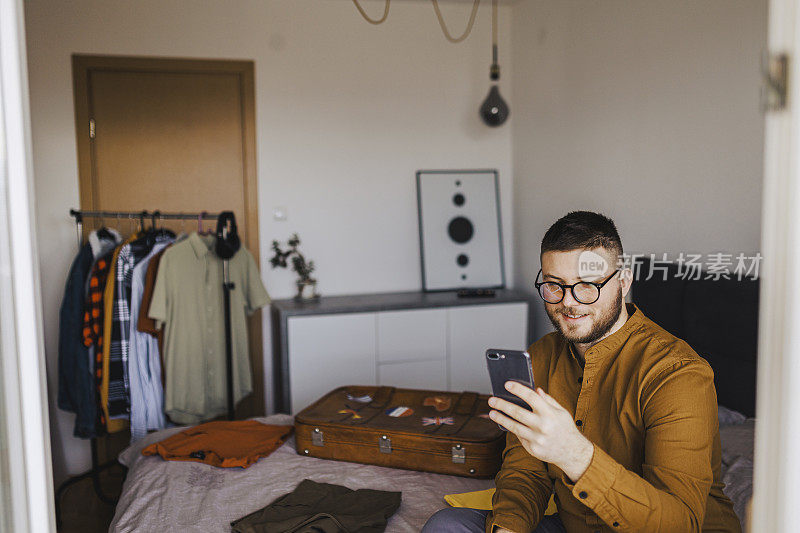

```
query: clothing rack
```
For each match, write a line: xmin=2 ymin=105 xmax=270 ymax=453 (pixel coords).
xmin=56 ymin=208 xmax=226 ymax=527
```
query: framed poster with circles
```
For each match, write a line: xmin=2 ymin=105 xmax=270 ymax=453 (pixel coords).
xmin=416 ymin=170 xmax=506 ymax=292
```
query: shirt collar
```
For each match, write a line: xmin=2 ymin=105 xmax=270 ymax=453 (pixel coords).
xmin=566 ymin=303 xmax=645 ymax=363
xmin=189 ymin=232 xmax=216 ymax=259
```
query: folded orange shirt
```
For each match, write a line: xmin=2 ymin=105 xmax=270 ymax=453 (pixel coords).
xmin=142 ymin=420 xmax=294 ymax=468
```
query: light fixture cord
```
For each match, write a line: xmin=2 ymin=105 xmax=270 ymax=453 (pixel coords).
xmin=352 ymin=0 xmax=390 ymax=25
xmin=351 ymin=0 xmax=482 ymax=44
xmin=490 ymin=0 xmax=499 ymax=80
xmin=431 ymin=0 xmax=481 ymax=44
xmin=492 ymin=0 xmax=498 ymax=61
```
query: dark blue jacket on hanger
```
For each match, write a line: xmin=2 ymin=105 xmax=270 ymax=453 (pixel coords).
xmin=57 ymin=242 xmax=97 ymax=438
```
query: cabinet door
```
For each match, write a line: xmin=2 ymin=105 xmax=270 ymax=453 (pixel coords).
xmin=377 ymin=359 xmax=448 ymax=390
xmin=377 ymin=308 xmax=447 ymax=363
xmin=287 ymin=312 xmax=376 ymax=413
xmin=448 ymin=303 xmax=528 ymax=394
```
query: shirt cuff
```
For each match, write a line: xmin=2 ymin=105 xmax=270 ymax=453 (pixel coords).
xmin=562 ymin=445 xmax=625 ymax=524
xmin=486 ymin=513 xmax=530 ymax=533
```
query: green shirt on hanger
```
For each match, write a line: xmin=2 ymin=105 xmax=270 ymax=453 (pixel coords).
xmin=148 ymin=232 xmax=270 ymax=425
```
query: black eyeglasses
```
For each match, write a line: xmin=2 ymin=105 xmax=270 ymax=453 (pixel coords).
xmin=534 ymin=269 xmax=620 ymax=305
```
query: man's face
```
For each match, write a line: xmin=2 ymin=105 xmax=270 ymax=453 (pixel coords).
xmin=540 ymin=248 xmax=627 ymax=344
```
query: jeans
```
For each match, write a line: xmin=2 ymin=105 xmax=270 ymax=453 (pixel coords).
xmin=421 ymin=507 xmax=566 ymax=533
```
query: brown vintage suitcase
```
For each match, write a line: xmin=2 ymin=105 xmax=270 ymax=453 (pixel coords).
xmin=294 ymin=385 xmax=505 ymax=478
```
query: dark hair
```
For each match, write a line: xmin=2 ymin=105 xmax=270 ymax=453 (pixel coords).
xmin=540 ymin=211 xmax=623 ymax=258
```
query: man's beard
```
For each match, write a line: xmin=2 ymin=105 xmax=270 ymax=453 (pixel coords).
xmin=546 ymin=289 xmax=624 ymax=344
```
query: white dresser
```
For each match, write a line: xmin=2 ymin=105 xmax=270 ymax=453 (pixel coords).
xmin=271 ymin=290 xmax=531 ymax=413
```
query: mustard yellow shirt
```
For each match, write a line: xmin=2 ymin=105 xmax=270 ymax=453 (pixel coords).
xmin=487 ymin=303 xmax=740 ymax=533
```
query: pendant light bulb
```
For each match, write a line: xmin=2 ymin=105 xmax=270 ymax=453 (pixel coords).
xmin=481 ymin=83 xmax=509 ymax=127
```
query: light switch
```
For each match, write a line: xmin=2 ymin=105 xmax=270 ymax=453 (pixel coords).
xmin=273 ymin=206 xmax=287 ymax=221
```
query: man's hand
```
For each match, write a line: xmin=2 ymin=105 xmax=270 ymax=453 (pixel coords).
xmin=488 ymin=381 xmax=594 ymax=482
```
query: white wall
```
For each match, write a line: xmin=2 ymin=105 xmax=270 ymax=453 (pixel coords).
xmin=24 ymin=0 xmax=514 ymax=483
xmin=511 ymin=0 xmax=767 ymax=338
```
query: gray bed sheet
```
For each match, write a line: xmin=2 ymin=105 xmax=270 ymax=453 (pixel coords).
xmin=719 ymin=418 xmax=755 ymax=526
xmin=110 ymin=412 xmax=755 ymax=532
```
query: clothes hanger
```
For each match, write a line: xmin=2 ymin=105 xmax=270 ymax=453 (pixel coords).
xmin=197 ymin=211 xmax=213 ymax=236
xmin=95 ymin=212 xmax=114 ymax=240
xmin=152 ymin=211 xmax=175 ymax=240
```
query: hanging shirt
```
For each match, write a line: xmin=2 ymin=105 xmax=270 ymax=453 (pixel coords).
xmin=101 ymin=234 xmax=141 ymax=433
xmin=81 ymin=250 xmax=115 ymax=435
xmin=59 ymin=229 xmax=121 ymax=439
xmin=108 ymin=233 xmax=172 ymax=419
xmin=148 ymin=232 xmax=270 ymax=425
xmin=83 ymin=252 xmax=114 ymax=350
xmin=137 ymin=247 xmax=168 ymax=337
xmin=57 ymin=243 xmax=94 ymax=427
xmin=128 ymin=240 xmax=173 ymax=442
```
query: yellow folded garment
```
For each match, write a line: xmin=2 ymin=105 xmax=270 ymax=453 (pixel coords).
xmin=444 ymin=488 xmax=557 ymax=515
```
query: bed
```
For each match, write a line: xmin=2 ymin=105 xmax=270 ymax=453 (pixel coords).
xmin=110 ymin=413 xmax=495 ymax=532
xmin=110 ymin=259 xmax=758 ymax=531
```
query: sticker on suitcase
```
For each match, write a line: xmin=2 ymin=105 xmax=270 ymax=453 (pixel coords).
xmin=422 ymin=416 xmax=454 ymax=426
xmin=346 ymin=393 xmax=373 ymax=403
xmin=338 ymin=409 xmax=363 ymax=419
xmin=423 ymin=396 xmax=452 ymax=412
xmin=385 ymin=406 xmax=414 ymax=417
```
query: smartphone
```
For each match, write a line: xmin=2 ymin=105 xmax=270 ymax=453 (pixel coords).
xmin=486 ymin=349 xmax=535 ymax=413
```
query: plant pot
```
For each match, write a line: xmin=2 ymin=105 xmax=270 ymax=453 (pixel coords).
xmin=295 ymin=279 xmax=319 ymax=301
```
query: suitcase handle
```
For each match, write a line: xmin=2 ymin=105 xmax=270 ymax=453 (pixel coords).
xmin=449 ymin=391 xmax=481 ymax=436
xmin=368 ymin=386 xmax=395 ymax=410
xmin=344 ymin=386 xmax=396 ymax=425
xmin=453 ymin=391 xmax=480 ymax=416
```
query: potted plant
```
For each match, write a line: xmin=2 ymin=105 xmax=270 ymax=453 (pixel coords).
xmin=269 ymin=233 xmax=319 ymax=300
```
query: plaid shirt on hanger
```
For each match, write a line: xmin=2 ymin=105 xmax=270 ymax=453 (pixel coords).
xmin=108 ymin=234 xmax=172 ymax=418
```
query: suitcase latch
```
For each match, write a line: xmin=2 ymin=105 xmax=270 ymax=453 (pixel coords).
xmin=379 ymin=435 xmax=392 ymax=454
xmin=312 ymin=428 xmax=324 ymax=447
xmin=452 ymin=444 xmax=466 ymax=464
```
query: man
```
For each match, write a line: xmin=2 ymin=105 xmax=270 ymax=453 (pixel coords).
xmin=423 ymin=211 xmax=740 ymax=532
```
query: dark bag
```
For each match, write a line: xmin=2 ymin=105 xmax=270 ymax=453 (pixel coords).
xmin=294 ymin=385 xmax=505 ymax=478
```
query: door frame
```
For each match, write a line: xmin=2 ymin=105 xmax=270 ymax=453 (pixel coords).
xmin=0 ymin=0 xmax=55 ymax=530
xmin=753 ymin=0 xmax=800 ymax=531
xmin=70 ymin=54 xmax=265 ymax=415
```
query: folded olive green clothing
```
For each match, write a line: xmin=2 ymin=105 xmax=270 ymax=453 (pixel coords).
xmin=230 ymin=479 xmax=401 ymax=533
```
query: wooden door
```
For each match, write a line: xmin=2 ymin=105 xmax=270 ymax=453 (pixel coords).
xmin=72 ymin=55 xmax=263 ymax=420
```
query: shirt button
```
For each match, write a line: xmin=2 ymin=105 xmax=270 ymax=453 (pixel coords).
xmin=575 ymin=419 xmax=583 ymax=427
xmin=579 ymin=491 xmax=588 ymax=499
xmin=613 ymin=522 xmax=619 ymax=527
